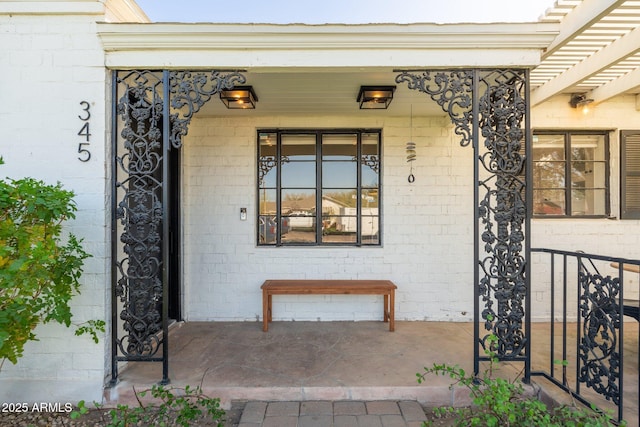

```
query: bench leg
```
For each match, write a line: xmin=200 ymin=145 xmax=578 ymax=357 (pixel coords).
xmin=262 ymin=291 xmax=269 ymax=332
xmin=383 ymin=294 xmax=389 ymax=322
xmin=389 ymin=290 xmax=395 ymax=332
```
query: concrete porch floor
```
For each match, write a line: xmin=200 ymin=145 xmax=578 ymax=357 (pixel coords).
xmin=106 ymin=321 xmax=639 ymax=426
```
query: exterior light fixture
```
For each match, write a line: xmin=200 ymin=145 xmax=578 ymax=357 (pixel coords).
xmin=569 ymin=93 xmax=594 ymax=114
xmin=220 ymin=86 xmax=258 ymax=109
xmin=357 ymin=86 xmax=396 ymax=109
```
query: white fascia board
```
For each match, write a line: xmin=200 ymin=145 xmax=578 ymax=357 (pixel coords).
xmin=103 ymin=49 xmax=544 ymax=70
xmin=531 ymin=25 xmax=640 ymax=105
xmin=97 ymin=22 xmax=558 ymax=69
xmin=0 ymin=1 xmax=104 ymax=15
xmin=97 ymin=22 xmax=558 ymax=51
xmin=543 ymin=0 xmax=626 ymax=58
xmin=589 ymin=67 xmax=640 ymax=103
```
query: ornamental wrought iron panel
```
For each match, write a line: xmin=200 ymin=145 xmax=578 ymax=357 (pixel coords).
xmin=530 ymin=248 xmax=637 ymax=424
xmin=111 ymin=70 xmax=246 ymax=384
xmin=396 ymin=69 xmax=531 ymax=379
xmin=577 ymin=258 xmax=622 ymax=405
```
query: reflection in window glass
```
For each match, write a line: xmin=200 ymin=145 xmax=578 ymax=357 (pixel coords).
xmin=282 ymin=134 xmax=316 ymax=160
xmin=257 ymin=129 xmax=381 ymax=246
xmin=533 ymin=132 xmax=608 ymax=217
xmin=321 ymin=215 xmax=357 ymax=244
xmin=282 ymin=162 xmax=316 ymax=188
xmin=281 ymin=189 xmax=316 ymax=216
xmin=322 ymin=134 xmax=357 ymax=159
xmin=259 ymin=189 xmax=277 ymax=215
xmin=323 ymin=162 xmax=357 ymax=188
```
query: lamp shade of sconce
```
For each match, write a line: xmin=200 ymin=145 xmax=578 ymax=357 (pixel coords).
xmin=357 ymin=86 xmax=396 ymax=109
xmin=220 ymin=86 xmax=258 ymax=109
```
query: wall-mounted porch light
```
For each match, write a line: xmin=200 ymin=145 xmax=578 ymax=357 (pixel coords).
xmin=569 ymin=93 xmax=594 ymax=114
xmin=357 ymin=86 xmax=396 ymax=109
xmin=220 ymin=86 xmax=258 ymax=109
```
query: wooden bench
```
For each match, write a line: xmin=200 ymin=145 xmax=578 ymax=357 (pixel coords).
xmin=261 ymin=280 xmax=397 ymax=332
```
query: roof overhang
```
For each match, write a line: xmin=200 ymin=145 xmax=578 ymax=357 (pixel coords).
xmin=97 ymin=22 xmax=559 ymax=69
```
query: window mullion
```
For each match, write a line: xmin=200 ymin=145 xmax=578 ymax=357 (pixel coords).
xmin=316 ymin=131 xmax=322 ymax=245
xmin=356 ymin=132 xmax=362 ymax=246
xmin=276 ymin=132 xmax=282 ymax=246
xmin=565 ymin=133 xmax=571 ymax=216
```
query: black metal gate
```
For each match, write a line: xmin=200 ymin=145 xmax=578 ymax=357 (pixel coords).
xmin=396 ymin=69 xmax=531 ymax=380
xmin=110 ymin=70 xmax=246 ymax=384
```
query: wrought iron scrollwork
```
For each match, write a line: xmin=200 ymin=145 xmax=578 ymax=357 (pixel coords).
xmin=577 ymin=267 xmax=621 ymax=404
xmin=477 ymin=70 xmax=527 ymax=358
xmin=395 ymin=70 xmax=473 ymax=146
xmin=112 ymin=69 xmax=247 ymax=382
xmin=396 ymin=69 xmax=529 ymax=364
xmin=169 ymin=71 xmax=246 ymax=148
xmin=114 ymin=70 xmax=165 ymax=359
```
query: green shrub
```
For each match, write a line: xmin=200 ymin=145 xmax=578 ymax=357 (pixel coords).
xmin=71 ymin=385 xmax=226 ymax=427
xmin=0 ymin=157 xmax=104 ymax=369
xmin=418 ymin=335 xmax=624 ymax=426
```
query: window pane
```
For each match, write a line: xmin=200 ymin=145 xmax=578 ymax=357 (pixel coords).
xmin=322 ymin=134 xmax=357 ymax=159
xmin=533 ymin=161 xmax=565 ymax=188
xmin=571 ymin=161 xmax=606 ymax=189
xmin=533 ymin=190 xmax=565 ymax=215
xmin=282 ymin=134 xmax=315 ymax=160
xmin=259 ymin=161 xmax=277 ymax=187
xmin=533 ymin=135 xmax=565 ymax=160
xmin=323 ymin=190 xmax=357 ymax=210
xmin=282 ymin=216 xmax=316 ymax=244
xmin=258 ymin=215 xmax=277 ymax=244
xmin=259 ymin=189 xmax=276 ymax=215
xmin=259 ymin=132 xmax=277 ymax=158
xmin=362 ymin=133 xmax=379 ymax=155
xmin=361 ymin=216 xmax=379 ymax=244
xmin=362 ymin=163 xmax=379 ymax=188
xmin=571 ymin=188 xmax=606 ymax=216
xmin=571 ymin=134 xmax=605 ymax=161
xmin=322 ymin=216 xmax=357 ymax=244
xmin=323 ymin=162 xmax=356 ymax=188
xmin=282 ymin=161 xmax=315 ymax=187
xmin=282 ymin=189 xmax=315 ymax=215
xmin=362 ymin=133 xmax=380 ymax=188
xmin=361 ymin=190 xmax=379 ymax=209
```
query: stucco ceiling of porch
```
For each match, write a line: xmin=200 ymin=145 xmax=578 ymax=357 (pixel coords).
xmin=195 ymin=70 xmax=448 ymax=118
xmin=531 ymin=0 xmax=640 ymax=106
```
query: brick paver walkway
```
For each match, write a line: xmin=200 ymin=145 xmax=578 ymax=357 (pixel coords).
xmin=237 ymin=400 xmax=427 ymax=427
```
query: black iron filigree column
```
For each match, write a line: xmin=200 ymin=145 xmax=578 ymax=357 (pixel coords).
xmin=396 ymin=69 xmax=531 ymax=379
xmin=111 ymin=70 xmax=246 ymax=384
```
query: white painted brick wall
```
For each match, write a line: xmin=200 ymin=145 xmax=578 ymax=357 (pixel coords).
xmin=0 ymin=7 xmax=109 ymax=403
xmin=182 ymin=114 xmax=477 ymax=323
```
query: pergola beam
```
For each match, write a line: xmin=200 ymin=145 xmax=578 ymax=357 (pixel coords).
xmin=589 ymin=67 xmax=640 ymax=104
xmin=543 ymin=0 xmax=626 ymax=58
xmin=531 ymin=24 xmax=640 ymax=105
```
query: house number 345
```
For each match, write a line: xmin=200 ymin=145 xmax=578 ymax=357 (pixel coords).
xmin=77 ymin=101 xmax=91 ymax=162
